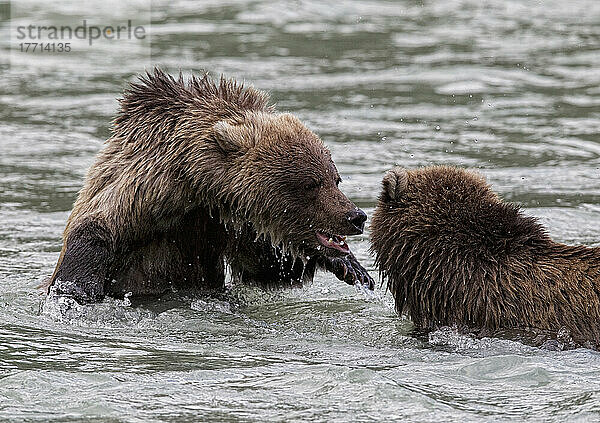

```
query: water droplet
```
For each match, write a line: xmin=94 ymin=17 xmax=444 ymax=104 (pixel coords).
xmin=434 ymin=125 xmax=440 ymax=131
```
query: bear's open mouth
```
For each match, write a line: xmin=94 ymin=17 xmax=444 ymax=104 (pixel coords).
xmin=316 ymin=231 xmax=350 ymax=254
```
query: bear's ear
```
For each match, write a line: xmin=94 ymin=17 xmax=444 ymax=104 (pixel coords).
xmin=382 ymin=167 xmax=408 ymax=200
xmin=212 ymin=120 xmax=259 ymax=153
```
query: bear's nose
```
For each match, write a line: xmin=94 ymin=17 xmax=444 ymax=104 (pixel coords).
xmin=347 ymin=209 xmax=367 ymax=234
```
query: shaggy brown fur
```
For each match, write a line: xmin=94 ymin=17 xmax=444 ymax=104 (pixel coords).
xmin=370 ymin=166 xmax=600 ymax=349
xmin=47 ymin=68 xmax=373 ymax=303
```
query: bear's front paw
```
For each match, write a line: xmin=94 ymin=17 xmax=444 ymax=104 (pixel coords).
xmin=51 ymin=278 xmax=105 ymax=304
xmin=320 ymin=254 xmax=375 ymax=290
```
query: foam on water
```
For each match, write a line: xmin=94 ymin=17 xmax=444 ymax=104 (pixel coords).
xmin=42 ymin=286 xmax=158 ymax=328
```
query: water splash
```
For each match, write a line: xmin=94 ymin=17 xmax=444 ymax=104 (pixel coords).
xmin=41 ymin=285 xmax=157 ymax=327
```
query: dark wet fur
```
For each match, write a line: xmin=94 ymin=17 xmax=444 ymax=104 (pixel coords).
xmin=370 ymin=166 xmax=600 ymax=350
xmin=47 ymin=68 xmax=373 ymax=304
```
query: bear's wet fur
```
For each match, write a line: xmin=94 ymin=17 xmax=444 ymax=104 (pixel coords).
xmin=47 ymin=68 xmax=373 ymax=303
xmin=370 ymin=166 xmax=600 ymax=349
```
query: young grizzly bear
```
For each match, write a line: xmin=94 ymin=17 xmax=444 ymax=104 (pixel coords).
xmin=370 ymin=166 xmax=600 ymax=349
xmin=47 ymin=68 xmax=374 ymax=304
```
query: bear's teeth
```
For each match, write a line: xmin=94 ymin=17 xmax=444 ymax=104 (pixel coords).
xmin=328 ymin=238 xmax=333 ymax=243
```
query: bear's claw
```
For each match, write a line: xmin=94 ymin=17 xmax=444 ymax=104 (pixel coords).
xmin=320 ymin=254 xmax=375 ymax=290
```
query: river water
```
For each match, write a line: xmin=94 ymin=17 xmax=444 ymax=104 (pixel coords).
xmin=1 ymin=0 xmax=600 ymax=421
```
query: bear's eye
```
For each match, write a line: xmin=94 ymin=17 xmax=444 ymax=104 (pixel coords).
xmin=304 ymin=179 xmax=322 ymax=191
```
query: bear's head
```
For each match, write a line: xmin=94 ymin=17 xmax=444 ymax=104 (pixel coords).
xmin=370 ymin=165 xmax=548 ymax=321
xmin=371 ymin=165 xmax=524 ymax=259
xmin=211 ymin=111 xmax=367 ymax=259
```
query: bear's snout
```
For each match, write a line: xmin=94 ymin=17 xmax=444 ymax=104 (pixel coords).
xmin=346 ymin=209 xmax=367 ymax=234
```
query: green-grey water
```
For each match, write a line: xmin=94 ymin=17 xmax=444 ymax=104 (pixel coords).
xmin=2 ymin=0 xmax=600 ymax=421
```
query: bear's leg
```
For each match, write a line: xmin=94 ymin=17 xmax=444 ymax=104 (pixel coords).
xmin=175 ymin=208 xmax=228 ymax=291
xmin=50 ymin=220 xmax=114 ymax=303
xmin=173 ymin=231 xmax=227 ymax=292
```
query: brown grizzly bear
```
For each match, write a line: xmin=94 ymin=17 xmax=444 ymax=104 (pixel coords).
xmin=370 ymin=165 xmax=600 ymax=349
xmin=47 ymin=68 xmax=374 ymax=304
